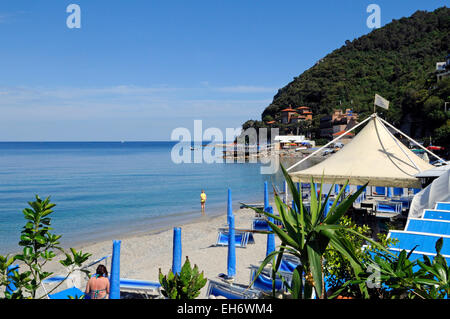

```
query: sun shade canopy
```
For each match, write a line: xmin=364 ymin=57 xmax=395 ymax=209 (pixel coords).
xmin=289 ymin=115 xmax=434 ymax=188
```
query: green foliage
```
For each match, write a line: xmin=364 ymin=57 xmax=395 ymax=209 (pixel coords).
xmin=323 ymin=217 xmax=398 ymax=297
xmin=243 ymin=165 xmax=388 ymax=299
xmin=0 ymin=195 xmax=91 ymax=299
xmin=158 ymin=256 xmax=207 ymax=299
xmin=332 ymin=237 xmax=450 ymax=299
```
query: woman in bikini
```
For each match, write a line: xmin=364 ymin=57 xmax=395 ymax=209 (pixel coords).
xmin=85 ymin=264 xmax=110 ymax=299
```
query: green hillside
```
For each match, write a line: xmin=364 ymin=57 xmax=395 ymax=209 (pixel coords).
xmin=244 ymin=7 xmax=450 ymax=150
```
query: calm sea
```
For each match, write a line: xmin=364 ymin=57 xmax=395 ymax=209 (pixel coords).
xmin=0 ymin=142 xmax=288 ymax=254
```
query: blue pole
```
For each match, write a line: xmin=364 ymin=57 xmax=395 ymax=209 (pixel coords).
xmin=387 ymin=187 xmax=392 ymax=198
xmin=266 ymin=207 xmax=276 ymax=257
xmin=227 ymin=214 xmax=236 ymax=278
xmin=6 ymin=265 xmax=19 ymax=295
xmin=334 ymin=184 xmax=339 ymax=195
xmin=296 ymin=182 xmax=300 ymax=194
xmin=172 ymin=227 xmax=182 ymax=275
xmin=109 ymin=240 xmax=121 ymax=299
xmin=264 ymin=181 xmax=269 ymax=210
xmin=227 ymin=188 xmax=232 ymax=225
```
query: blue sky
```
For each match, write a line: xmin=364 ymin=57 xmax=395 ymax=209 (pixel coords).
xmin=0 ymin=0 xmax=447 ymax=141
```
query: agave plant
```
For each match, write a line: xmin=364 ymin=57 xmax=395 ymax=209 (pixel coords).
xmin=244 ymin=165 xmax=388 ymax=299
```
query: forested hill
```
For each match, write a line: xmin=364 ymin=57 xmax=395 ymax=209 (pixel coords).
xmin=246 ymin=7 xmax=450 ymax=148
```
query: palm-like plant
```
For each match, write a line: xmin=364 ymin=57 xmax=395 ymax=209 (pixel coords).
xmin=244 ymin=165 xmax=388 ymax=299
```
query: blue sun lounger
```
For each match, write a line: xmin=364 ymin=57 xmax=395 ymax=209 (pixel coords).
xmin=48 ymin=286 xmax=85 ymax=299
xmin=118 ymin=278 xmax=161 ymax=298
xmin=423 ymin=209 xmax=450 ymax=221
xmin=387 ymin=230 xmax=450 ymax=256
xmin=435 ymin=202 xmax=450 ymax=211
xmin=215 ymin=229 xmax=250 ymax=248
xmin=252 ymin=218 xmax=270 ymax=231
xmin=248 ymin=265 xmax=293 ymax=293
xmin=206 ymin=280 xmax=262 ymax=299
xmin=406 ymin=218 xmax=450 ymax=236
xmin=375 ymin=201 xmax=402 ymax=215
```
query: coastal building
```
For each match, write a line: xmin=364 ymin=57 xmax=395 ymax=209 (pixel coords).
xmin=436 ymin=54 xmax=450 ymax=81
xmin=280 ymin=108 xmax=298 ymax=124
xmin=274 ymin=135 xmax=313 ymax=149
xmin=320 ymin=108 xmax=359 ymax=139
xmin=280 ymin=106 xmax=313 ymax=124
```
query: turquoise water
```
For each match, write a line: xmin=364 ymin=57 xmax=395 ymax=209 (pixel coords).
xmin=0 ymin=142 xmax=286 ymax=254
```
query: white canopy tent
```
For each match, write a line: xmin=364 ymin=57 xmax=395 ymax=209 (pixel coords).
xmin=409 ymin=169 xmax=450 ymax=218
xmin=289 ymin=114 xmax=435 ymax=188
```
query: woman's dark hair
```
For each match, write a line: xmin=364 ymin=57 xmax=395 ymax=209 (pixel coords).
xmin=96 ymin=264 xmax=108 ymax=278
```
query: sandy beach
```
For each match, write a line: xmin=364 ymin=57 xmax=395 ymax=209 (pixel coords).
xmin=38 ymin=205 xmax=280 ymax=299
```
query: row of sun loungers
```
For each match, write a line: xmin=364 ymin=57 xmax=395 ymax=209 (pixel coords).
xmin=387 ymin=202 xmax=450 ymax=266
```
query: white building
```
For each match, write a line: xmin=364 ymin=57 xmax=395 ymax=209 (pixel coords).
xmin=436 ymin=54 xmax=450 ymax=81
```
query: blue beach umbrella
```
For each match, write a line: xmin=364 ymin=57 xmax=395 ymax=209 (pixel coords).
xmin=266 ymin=207 xmax=276 ymax=257
xmin=172 ymin=227 xmax=182 ymax=275
xmin=387 ymin=187 xmax=393 ymax=198
xmin=227 ymin=214 xmax=236 ymax=278
xmin=264 ymin=181 xmax=269 ymax=210
xmin=227 ymin=188 xmax=232 ymax=225
xmin=345 ymin=185 xmax=350 ymax=195
xmin=109 ymin=240 xmax=121 ymax=299
xmin=334 ymin=184 xmax=340 ymax=195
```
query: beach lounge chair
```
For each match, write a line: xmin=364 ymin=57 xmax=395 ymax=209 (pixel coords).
xmin=423 ymin=209 xmax=450 ymax=221
xmin=390 ymin=197 xmax=412 ymax=211
xmin=215 ymin=229 xmax=250 ymax=248
xmin=118 ymin=278 xmax=161 ymax=298
xmin=42 ymin=273 xmax=85 ymax=299
xmin=375 ymin=201 xmax=402 ymax=216
xmin=48 ymin=286 xmax=85 ymax=299
xmin=387 ymin=230 xmax=450 ymax=256
xmin=206 ymin=280 xmax=262 ymax=299
xmin=266 ymin=254 xmax=300 ymax=273
xmin=248 ymin=265 xmax=292 ymax=293
xmin=406 ymin=218 xmax=450 ymax=236
xmin=435 ymin=202 xmax=450 ymax=211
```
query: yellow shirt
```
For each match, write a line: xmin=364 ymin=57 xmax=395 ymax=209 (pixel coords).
xmin=200 ymin=193 xmax=207 ymax=203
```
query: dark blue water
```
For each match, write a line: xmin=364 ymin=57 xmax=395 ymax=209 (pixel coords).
xmin=0 ymin=142 xmax=285 ymax=254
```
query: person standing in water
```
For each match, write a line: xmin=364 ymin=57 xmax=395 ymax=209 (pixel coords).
xmin=200 ymin=190 xmax=207 ymax=215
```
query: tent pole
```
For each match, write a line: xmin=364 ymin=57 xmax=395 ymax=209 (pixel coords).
xmin=377 ymin=117 xmax=446 ymax=163
xmin=286 ymin=114 xmax=374 ymax=172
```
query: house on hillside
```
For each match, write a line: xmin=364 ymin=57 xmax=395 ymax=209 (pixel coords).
xmin=281 ymin=106 xmax=313 ymax=124
xmin=436 ymin=54 xmax=450 ymax=81
xmin=320 ymin=108 xmax=359 ymax=139
xmin=280 ymin=108 xmax=298 ymax=124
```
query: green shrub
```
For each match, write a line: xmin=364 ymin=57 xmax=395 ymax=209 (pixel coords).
xmin=159 ymin=256 xmax=207 ymax=299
